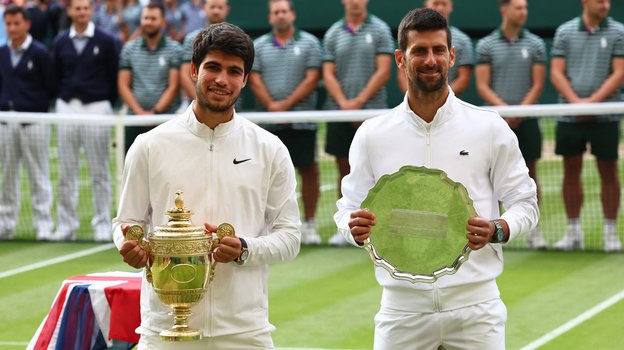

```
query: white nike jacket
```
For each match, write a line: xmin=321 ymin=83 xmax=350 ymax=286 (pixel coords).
xmin=112 ymin=103 xmax=301 ymax=337
xmin=334 ymin=90 xmax=539 ymax=313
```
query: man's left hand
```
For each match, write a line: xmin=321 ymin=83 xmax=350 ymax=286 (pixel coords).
xmin=214 ymin=236 xmax=243 ymax=263
xmin=466 ymin=216 xmax=495 ymax=250
xmin=204 ymin=223 xmax=243 ymax=263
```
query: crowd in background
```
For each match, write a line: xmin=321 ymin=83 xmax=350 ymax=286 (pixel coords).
xmin=0 ymin=0 xmax=623 ymax=253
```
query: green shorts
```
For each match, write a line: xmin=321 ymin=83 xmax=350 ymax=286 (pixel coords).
xmin=512 ymin=118 xmax=542 ymax=162
xmin=325 ymin=122 xmax=358 ymax=158
xmin=555 ymin=121 xmax=620 ymax=161
xmin=273 ymin=128 xmax=317 ymax=167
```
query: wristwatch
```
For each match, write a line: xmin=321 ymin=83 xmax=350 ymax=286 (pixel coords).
xmin=490 ymin=220 xmax=505 ymax=243
xmin=234 ymin=237 xmax=248 ymax=265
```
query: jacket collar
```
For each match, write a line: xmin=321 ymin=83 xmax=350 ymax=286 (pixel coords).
xmin=401 ymin=87 xmax=456 ymax=129
xmin=577 ymin=16 xmax=609 ymax=33
xmin=69 ymin=22 xmax=95 ymax=38
xmin=8 ymin=34 xmax=32 ymax=53
xmin=181 ymin=101 xmax=239 ymax=138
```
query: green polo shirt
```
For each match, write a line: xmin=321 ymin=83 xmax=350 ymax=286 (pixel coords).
xmin=551 ymin=16 xmax=624 ymax=122
xmin=449 ymin=26 xmax=474 ymax=84
xmin=476 ymin=28 xmax=546 ymax=105
xmin=322 ymin=14 xmax=394 ymax=110
xmin=252 ymin=29 xmax=322 ymax=130
xmin=119 ymin=35 xmax=182 ymax=113
xmin=181 ymin=28 xmax=200 ymax=63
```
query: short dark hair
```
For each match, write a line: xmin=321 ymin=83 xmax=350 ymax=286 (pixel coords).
xmin=4 ymin=4 xmax=30 ymax=21
xmin=268 ymin=0 xmax=294 ymax=11
xmin=398 ymin=8 xmax=452 ymax=52
xmin=192 ymin=23 xmax=255 ymax=77
xmin=144 ymin=1 xmax=165 ymax=18
xmin=67 ymin=0 xmax=94 ymax=9
xmin=499 ymin=0 xmax=511 ymax=6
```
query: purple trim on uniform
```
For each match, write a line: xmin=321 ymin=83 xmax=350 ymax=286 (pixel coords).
xmin=272 ymin=37 xmax=283 ymax=48
xmin=343 ymin=23 xmax=355 ymax=35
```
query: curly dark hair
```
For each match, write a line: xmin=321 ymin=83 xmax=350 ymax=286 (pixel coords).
xmin=192 ymin=23 xmax=255 ymax=77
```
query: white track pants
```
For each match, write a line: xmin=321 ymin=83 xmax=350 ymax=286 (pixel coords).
xmin=55 ymin=99 xmax=112 ymax=239
xmin=374 ymin=298 xmax=507 ymax=350
xmin=0 ymin=122 xmax=53 ymax=236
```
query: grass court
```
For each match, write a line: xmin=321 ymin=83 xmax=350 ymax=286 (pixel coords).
xmin=1 ymin=243 xmax=624 ymax=349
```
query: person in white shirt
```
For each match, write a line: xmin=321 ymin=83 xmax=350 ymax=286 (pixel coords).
xmin=113 ymin=23 xmax=301 ymax=349
xmin=334 ymin=8 xmax=538 ymax=349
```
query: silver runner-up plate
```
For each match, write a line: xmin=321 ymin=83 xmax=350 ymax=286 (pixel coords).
xmin=361 ymin=166 xmax=477 ymax=283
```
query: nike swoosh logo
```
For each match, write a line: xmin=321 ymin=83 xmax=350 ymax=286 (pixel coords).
xmin=233 ymin=158 xmax=251 ymax=164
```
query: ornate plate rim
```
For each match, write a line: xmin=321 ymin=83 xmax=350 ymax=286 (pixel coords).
xmin=362 ymin=165 xmax=476 ymax=284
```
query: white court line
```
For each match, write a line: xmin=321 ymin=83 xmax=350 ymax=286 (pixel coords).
xmin=319 ymin=184 xmax=337 ymax=192
xmin=296 ymin=184 xmax=337 ymax=199
xmin=519 ymin=288 xmax=624 ymax=350
xmin=0 ymin=243 xmax=115 ymax=279
xmin=0 ymin=342 xmax=29 ymax=346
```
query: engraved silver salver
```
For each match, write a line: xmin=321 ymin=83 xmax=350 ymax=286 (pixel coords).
xmin=362 ymin=166 xmax=477 ymax=283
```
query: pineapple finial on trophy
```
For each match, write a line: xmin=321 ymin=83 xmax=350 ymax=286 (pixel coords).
xmin=167 ymin=190 xmax=193 ymax=227
xmin=174 ymin=190 xmax=185 ymax=210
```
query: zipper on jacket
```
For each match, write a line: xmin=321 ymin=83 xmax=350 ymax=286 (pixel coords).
xmin=207 ymin=129 xmax=215 ymax=335
xmin=433 ymin=282 xmax=441 ymax=312
xmin=425 ymin=123 xmax=432 ymax=167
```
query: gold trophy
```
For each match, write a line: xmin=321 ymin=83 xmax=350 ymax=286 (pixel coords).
xmin=125 ymin=191 xmax=235 ymax=341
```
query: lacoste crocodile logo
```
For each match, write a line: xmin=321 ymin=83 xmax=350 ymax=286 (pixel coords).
xmin=459 ymin=150 xmax=469 ymax=156
xmin=233 ymin=158 xmax=251 ymax=164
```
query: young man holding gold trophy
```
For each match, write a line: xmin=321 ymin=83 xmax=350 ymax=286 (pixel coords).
xmin=112 ymin=23 xmax=301 ymax=349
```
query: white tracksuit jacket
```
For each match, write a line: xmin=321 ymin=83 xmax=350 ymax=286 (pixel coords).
xmin=335 ymin=90 xmax=539 ymax=313
xmin=112 ymin=103 xmax=301 ymax=337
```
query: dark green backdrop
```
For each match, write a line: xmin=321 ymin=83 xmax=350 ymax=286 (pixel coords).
xmin=228 ymin=0 xmax=624 ymax=108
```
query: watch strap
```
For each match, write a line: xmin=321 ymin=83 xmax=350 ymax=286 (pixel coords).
xmin=490 ymin=220 xmax=504 ymax=243
xmin=235 ymin=237 xmax=248 ymax=264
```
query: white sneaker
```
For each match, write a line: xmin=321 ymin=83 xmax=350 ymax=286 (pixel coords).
xmin=37 ymin=230 xmax=53 ymax=241
xmin=526 ymin=228 xmax=548 ymax=250
xmin=328 ymin=232 xmax=348 ymax=246
xmin=554 ymin=230 xmax=584 ymax=251
xmin=603 ymin=231 xmax=622 ymax=253
xmin=94 ymin=232 xmax=111 ymax=243
xmin=301 ymin=222 xmax=321 ymax=245
xmin=50 ymin=229 xmax=75 ymax=241
xmin=0 ymin=229 xmax=13 ymax=240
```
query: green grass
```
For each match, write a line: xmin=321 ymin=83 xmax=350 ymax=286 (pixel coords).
xmin=2 ymin=243 xmax=624 ymax=349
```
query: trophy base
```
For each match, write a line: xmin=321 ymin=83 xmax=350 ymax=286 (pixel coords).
xmin=159 ymin=326 xmax=203 ymax=341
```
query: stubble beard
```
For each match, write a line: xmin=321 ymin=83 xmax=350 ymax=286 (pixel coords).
xmin=412 ymin=70 xmax=446 ymax=93
xmin=195 ymin=86 xmax=239 ymax=113
xmin=143 ymin=27 xmax=161 ymax=39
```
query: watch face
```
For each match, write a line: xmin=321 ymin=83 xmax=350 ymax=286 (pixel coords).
xmin=495 ymin=229 xmax=504 ymax=242
xmin=492 ymin=221 xmax=504 ymax=243
xmin=240 ymin=250 xmax=249 ymax=261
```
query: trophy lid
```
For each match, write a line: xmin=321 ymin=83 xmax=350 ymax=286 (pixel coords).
xmin=152 ymin=191 xmax=206 ymax=238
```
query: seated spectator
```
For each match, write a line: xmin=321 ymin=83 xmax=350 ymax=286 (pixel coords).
xmin=121 ymin=0 xmax=141 ymax=42
xmin=93 ymin=0 xmax=124 ymax=42
xmin=179 ymin=0 xmax=204 ymax=36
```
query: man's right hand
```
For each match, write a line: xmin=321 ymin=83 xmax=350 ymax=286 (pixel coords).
xmin=119 ymin=224 xmax=149 ymax=269
xmin=348 ymin=209 xmax=376 ymax=243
